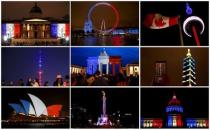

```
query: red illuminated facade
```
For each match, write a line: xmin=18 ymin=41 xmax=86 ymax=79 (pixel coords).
xmin=109 ymin=56 xmax=121 ymax=75
xmin=141 ymin=94 xmax=208 ymax=128
xmin=14 ymin=23 xmax=21 ymax=38
xmin=47 ymin=105 xmax=63 ymax=117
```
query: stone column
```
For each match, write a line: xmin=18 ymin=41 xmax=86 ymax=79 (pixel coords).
xmin=106 ymin=63 xmax=109 ymax=74
xmin=99 ymin=63 xmax=102 ymax=75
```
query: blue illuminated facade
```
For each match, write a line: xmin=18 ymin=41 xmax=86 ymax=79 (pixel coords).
xmin=84 ymin=19 xmax=93 ymax=34
xmin=166 ymin=94 xmax=183 ymax=127
xmin=112 ymin=28 xmax=139 ymax=35
xmin=20 ymin=99 xmax=31 ymax=116
xmin=141 ymin=93 xmax=208 ymax=128
xmin=166 ymin=106 xmax=183 ymax=113
xmin=50 ymin=23 xmax=58 ymax=38
xmin=186 ymin=118 xmax=208 ymax=128
xmin=9 ymin=103 xmax=26 ymax=114
xmin=128 ymin=28 xmax=139 ymax=34
xmin=87 ymin=57 xmax=98 ymax=75
xmin=2 ymin=23 xmax=6 ymax=35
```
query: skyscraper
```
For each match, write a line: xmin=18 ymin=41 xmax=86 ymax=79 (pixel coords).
xmin=166 ymin=94 xmax=183 ymax=127
xmin=182 ymin=49 xmax=196 ymax=86
xmin=152 ymin=61 xmax=169 ymax=85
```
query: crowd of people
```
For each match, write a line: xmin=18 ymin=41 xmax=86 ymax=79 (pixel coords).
xmin=2 ymin=74 xmax=70 ymax=87
xmin=71 ymin=71 xmax=139 ymax=86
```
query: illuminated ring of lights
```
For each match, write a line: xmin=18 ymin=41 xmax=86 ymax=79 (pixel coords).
xmin=88 ymin=2 xmax=120 ymax=34
xmin=183 ymin=16 xmax=205 ymax=37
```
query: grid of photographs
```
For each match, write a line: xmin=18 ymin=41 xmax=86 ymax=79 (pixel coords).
xmin=1 ymin=1 xmax=209 ymax=129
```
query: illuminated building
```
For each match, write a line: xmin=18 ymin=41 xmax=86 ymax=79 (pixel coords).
xmin=141 ymin=118 xmax=163 ymax=128
xmin=126 ymin=64 xmax=139 ymax=76
xmin=152 ymin=61 xmax=169 ymax=85
xmin=112 ymin=28 xmax=139 ymax=35
xmin=2 ymin=3 xmax=69 ymax=45
xmin=87 ymin=57 xmax=98 ymax=75
xmin=182 ymin=49 xmax=196 ymax=86
xmin=84 ymin=19 xmax=93 ymax=34
xmin=186 ymin=118 xmax=208 ymax=128
xmin=109 ymin=56 xmax=122 ymax=76
xmin=9 ymin=93 xmax=63 ymax=117
xmin=8 ymin=103 xmax=26 ymax=115
xmin=98 ymin=49 xmax=109 ymax=75
xmin=141 ymin=93 xmax=208 ymax=128
xmin=166 ymin=94 xmax=183 ymax=127
xmin=85 ymin=49 xmax=138 ymax=76
xmin=71 ymin=65 xmax=86 ymax=74
xmin=47 ymin=105 xmax=63 ymax=117
xmin=97 ymin=91 xmax=112 ymax=126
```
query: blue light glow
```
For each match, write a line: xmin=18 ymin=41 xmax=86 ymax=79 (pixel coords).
xmin=87 ymin=57 xmax=98 ymax=75
xmin=20 ymin=99 xmax=30 ymax=115
xmin=2 ymin=24 xmax=6 ymax=36
xmin=167 ymin=116 xmax=173 ymax=127
xmin=166 ymin=105 xmax=183 ymax=113
xmin=186 ymin=119 xmax=197 ymax=128
xmin=8 ymin=103 xmax=26 ymax=114
xmin=128 ymin=28 xmax=139 ymax=34
xmin=186 ymin=3 xmax=193 ymax=15
xmin=51 ymin=23 xmax=57 ymax=38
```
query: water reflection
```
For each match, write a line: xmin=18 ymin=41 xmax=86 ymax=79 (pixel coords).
xmin=71 ymin=35 xmax=139 ymax=46
xmin=2 ymin=122 xmax=69 ymax=128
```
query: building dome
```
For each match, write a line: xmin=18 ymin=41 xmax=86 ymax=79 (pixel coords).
xmin=30 ymin=3 xmax=42 ymax=17
xmin=168 ymin=94 xmax=181 ymax=106
xmin=166 ymin=93 xmax=183 ymax=113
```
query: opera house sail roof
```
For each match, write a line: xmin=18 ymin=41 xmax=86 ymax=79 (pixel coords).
xmin=8 ymin=93 xmax=62 ymax=117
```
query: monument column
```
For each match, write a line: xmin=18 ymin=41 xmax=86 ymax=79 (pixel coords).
xmin=102 ymin=91 xmax=106 ymax=116
xmin=106 ymin=63 xmax=109 ymax=74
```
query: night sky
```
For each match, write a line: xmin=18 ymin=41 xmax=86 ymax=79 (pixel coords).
xmin=71 ymin=47 xmax=139 ymax=67
xmin=141 ymin=1 xmax=209 ymax=46
xmin=71 ymin=2 xmax=139 ymax=29
xmin=141 ymin=88 xmax=209 ymax=119
xmin=2 ymin=48 xmax=69 ymax=85
xmin=2 ymin=2 xmax=69 ymax=21
xmin=71 ymin=88 xmax=139 ymax=121
xmin=2 ymin=88 xmax=69 ymax=119
xmin=141 ymin=48 xmax=209 ymax=86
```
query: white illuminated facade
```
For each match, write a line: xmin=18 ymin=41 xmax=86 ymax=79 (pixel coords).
xmin=5 ymin=24 xmax=14 ymax=40
xmin=28 ymin=93 xmax=48 ymax=116
xmin=57 ymin=24 xmax=66 ymax=38
xmin=126 ymin=64 xmax=139 ymax=76
xmin=71 ymin=65 xmax=86 ymax=74
xmin=98 ymin=49 xmax=109 ymax=75
xmin=20 ymin=99 xmax=36 ymax=116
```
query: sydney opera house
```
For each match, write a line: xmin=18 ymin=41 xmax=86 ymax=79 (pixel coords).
xmin=2 ymin=93 xmax=69 ymax=128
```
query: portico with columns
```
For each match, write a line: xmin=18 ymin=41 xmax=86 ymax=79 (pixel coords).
xmin=98 ymin=49 xmax=109 ymax=75
xmin=109 ymin=56 xmax=121 ymax=76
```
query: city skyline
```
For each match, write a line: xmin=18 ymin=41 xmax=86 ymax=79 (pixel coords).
xmin=2 ymin=48 xmax=69 ymax=86
xmin=141 ymin=48 xmax=209 ymax=86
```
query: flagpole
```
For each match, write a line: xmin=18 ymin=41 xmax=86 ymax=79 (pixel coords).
xmin=178 ymin=16 xmax=184 ymax=46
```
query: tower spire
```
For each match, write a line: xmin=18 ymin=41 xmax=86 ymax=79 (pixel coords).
xmin=182 ymin=49 xmax=196 ymax=86
xmin=186 ymin=49 xmax=191 ymax=57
